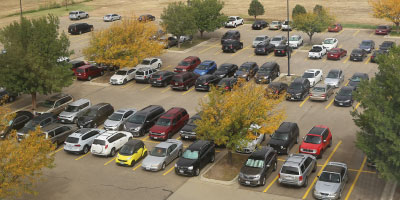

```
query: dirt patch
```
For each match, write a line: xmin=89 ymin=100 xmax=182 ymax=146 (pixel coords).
xmin=275 ymin=74 xmax=300 ymax=84
xmin=203 ymin=152 xmax=248 ymax=181
xmin=168 ymin=37 xmax=210 ymax=51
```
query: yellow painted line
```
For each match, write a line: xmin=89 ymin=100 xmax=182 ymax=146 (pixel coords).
xmin=263 ymin=175 xmax=279 ymax=193
xmin=336 ymin=30 xmax=344 ymax=36
xmin=141 ymin=136 xmax=149 ymax=141
xmin=369 ymin=32 xmax=374 ymax=37
xmin=161 ymin=87 xmax=171 ymax=93
xmin=203 ymin=94 xmax=208 ymax=98
xmin=345 ymin=157 xmax=367 ymax=200
xmin=339 ymin=44 xmax=343 ymax=48
xmin=132 ymin=163 xmax=142 ymax=171
xmin=343 ymin=56 xmax=350 ymax=64
xmin=322 ymin=58 xmax=327 ymax=63
xmin=248 ymin=54 xmax=255 ymax=58
xmin=344 ymin=80 xmax=349 ymax=86
xmin=278 ymin=158 xmax=286 ymax=162
xmin=121 ymin=82 xmax=134 ymax=89
xmin=352 ymin=30 xmax=360 ymax=37
xmin=365 ymin=56 xmax=371 ymax=64
xmin=267 ymin=53 xmax=274 ymax=59
xmin=164 ymin=65 xmax=173 ymax=70
xmin=304 ymin=57 xmax=308 ymax=61
xmin=302 ymin=140 xmax=342 ymax=199
xmin=75 ymin=152 xmax=90 ymax=161
xmin=199 ymin=42 xmax=219 ymax=54
xmin=144 ymin=140 xmax=160 ymax=144
xmin=231 ymin=45 xmax=251 ymax=57
xmin=176 ymin=136 xmax=181 ymax=140
xmin=163 ymin=166 xmax=175 ymax=176
xmin=214 ymin=50 xmax=223 ymax=55
xmin=347 ymin=168 xmax=376 ymax=174
xmin=141 ymin=85 xmax=151 ymax=91
xmin=104 ymin=157 xmax=116 ymax=166
xmin=291 ymin=51 xmax=297 ymax=56
xmin=49 ymin=147 xmax=63 ymax=156
xmin=216 ymin=150 xmax=221 ymax=153
xmin=299 ymin=96 xmax=310 ymax=107
xmin=182 ymin=87 xmax=195 ymax=95
xmin=325 ymin=99 xmax=335 ymax=109
xmin=353 ymin=102 xmax=361 ymax=112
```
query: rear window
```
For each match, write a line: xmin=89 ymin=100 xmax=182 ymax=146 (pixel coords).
xmin=172 ymin=76 xmax=183 ymax=82
xmin=281 ymin=166 xmax=300 ymax=175
xmin=136 ymin=71 xmax=145 ymax=75
xmin=76 ymin=68 xmax=86 ymax=73
xmin=66 ymin=137 xmax=79 ymax=143
xmin=93 ymin=139 xmax=105 ymax=145
xmin=152 ymin=74 xmax=161 ymax=79
xmin=70 ymin=12 xmax=78 ymax=15
xmin=377 ymin=26 xmax=387 ymax=29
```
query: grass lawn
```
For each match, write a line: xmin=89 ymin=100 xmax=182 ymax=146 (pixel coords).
xmin=342 ymin=23 xmax=377 ymax=30
xmin=203 ymin=152 xmax=248 ymax=181
xmin=389 ymin=31 xmax=400 ymax=37
xmin=168 ymin=37 xmax=209 ymax=51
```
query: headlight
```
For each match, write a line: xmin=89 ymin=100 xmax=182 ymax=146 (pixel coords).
xmin=253 ymin=175 xmax=261 ymax=179
xmin=160 ymin=132 xmax=165 ymax=135
xmin=152 ymin=164 xmax=160 ymax=167
xmin=175 ymin=163 xmax=178 ymax=167
xmin=313 ymin=189 xmax=320 ymax=195
xmin=134 ymin=126 xmax=141 ymax=131
xmin=182 ymin=69 xmax=187 ymax=72
xmin=239 ymin=172 xmax=244 ymax=177
xmin=280 ymin=146 xmax=284 ymax=149
xmin=188 ymin=166 xmax=193 ymax=170
xmin=296 ymin=93 xmax=302 ymax=96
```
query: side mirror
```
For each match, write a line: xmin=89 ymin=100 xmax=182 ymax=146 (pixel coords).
xmin=146 ymin=120 xmax=150 ymax=123
xmin=317 ymin=176 xmax=320 ymax=178
xmin=266 ymin=164 xmax=271 ymax=168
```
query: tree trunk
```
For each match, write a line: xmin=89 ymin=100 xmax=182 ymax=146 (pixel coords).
xmin=254 ymin=15 xmax=257 ymax=20
xmin=227 ymin=149 xmax=233 ymax=165
xmin=308 ymin=32 xmax=314 ymax=45
xmin=200 ymin=30 xmax=204 ymax=38
xmin=396 ymin=22 xmax=399 ymax=34
xmin=31 ymin=92 xmax=37 ymax=112
xmin=177 ymin=35 xmax=181 ymax=48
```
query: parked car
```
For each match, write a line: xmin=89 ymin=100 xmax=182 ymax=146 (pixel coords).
xmin=213 ymin=63 xmax=238 ymax=78
xmin=0 ymin=111 xmax=34 ymax=139
xmin=110 ymin=68 xmax=136 ymax=85
xmin=281 ymin=20 xmax=292 ymax=31
xmin=269 ymin=21 xmax=282 ymax=30
xmin=253 ymin=35 xmax=270 ymax=47
xmin=194 ymin=60 xmax=217 ymax=76
xmin=41 ymin=124 xmax=76 ymax=146
xmin=149 ymin=71 xmax=176 ymax=87
xmin=69 ymin=11 xmax=89 ymax=20
xmin=288 ymin=35 xmax=303 ymax=49
xmin=217 ymin=77 xmax=238 ymax=91
xmin=142 ymin=139 xmax=183 ymax=171
xmin=138 ymin=14 xmax=155 ymax=22
xmin=324 ymin=69 xmax=345 ymax=88
xmin=255 ymin=62 xmax=280 ymax=84
xmin=135 ymin=67 xmax=157 ymax=83
xmin=359 ymin=40 xmax=375 ymax=53
xmin=270 ymin=35 xmax=287 ymax=47
xmin=313 ymin=162 xmax=348 ymax=200
xmin=163 ymin=36 xmax=179 ymax=49
xmin=308 ymin=45 xmax=327 ymax=59
xmin=327 ymin=48 xmax=347 ymax=60
xmin=379 ymin=41 xmax=395 ymax=51
xmin=175 ymin=140 xmax=215 ymax=176
xmin=17 ymin=113 xmax=57 ymax=141
xmin=75 ymin=64 xmax=104 ymax=81
xmin=267 ymin=82 xmax=288 ymax=96
xmin=0 ymin=88 xmax=18 ymax=103
xmin=278 ymin=154 xmax=317 ymax=187
xmin=236 ymin=125 xmax=265 ymax=154
xmin=375 ymin=25 xmax=391 ymax=35
xmin=68 ymin=60 xmax=86 ymax=74
xmin=104 ymin=109 xmax=136 ymax=131
xmin=178 ymin=35 xmax=193 ymax=43
xmin=77 ymin=103 xmax=114 ymax=128
xmin=267 ymin=122 xmax=299 ymax=154
xmin=322 ymin=38 xmax=338 ymax=51
xmin=35 ymin=93 xmax=74 ymax=115
xmin=124 ymin=105 xmax=165 ymax=137
xmin=68 ymin=23 xmax=93 ymax=35
xmin=302 ymin=69 xmax=323 ymax=87
xmin=310 ymin=84 xmax=334 ymax=101
xmin=334 ymin=86 xmax=356 ymax=107
xmin=91 ymin=131 xmax=133 ymax=157
xmin=299 ymin=125 xmax=333 ymax=158
xmin=328 ymin=24 xmax=343 ymax=32
xmin=371 ymin=49 xmax=388 ymax=63
xmin=225 ymin=16 xmax=244 ymax=28
xmin=348 ymin=72 xmax=369 ymax=88
xmin=58 ymin=98 xmax=91 ymax=124
xmin=221 ymin=30 xmax=240 ymax=44
xmin=274 ymin=45 xmax=292 ymax=56
xmin=254 ymin=42 xmax=275 ymax=55
xmin=234 ymin=62 xmax=259 ymax=81
xmin=222 ymin=40 xmax=243 ymax=53
xmin=350 ymin=48 xmax=367 ymax=61
xmin=116 ymin=139 xmax=147 ymax=166
xmin=64 ymin=128 xmax=104 ymax=154
xmin=179 ymin=113 xmax=201 ymax=140
xmin=136 ymin=58 xmax=162 ymax=70
xmin=103 ymin=14 xmax=121 ymax=22
xmin=252 ymin=20 xmax=268 ymax=30
xmin=286 ymin=78 xmax=311 ymax=101
xmin=174 ymin=56 xmax=201 ymax=72
xmin=149 ymin=107 xmax=189 ymax=141
xmin=170 ymin=72 xmax=199 ymax=91
xmin=238 ymin=147 xmax=277 ymax=186
xmin=195 ymin=74 xmax=221 ymax=91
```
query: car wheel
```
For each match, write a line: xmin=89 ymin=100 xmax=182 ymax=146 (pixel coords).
xmin=312 ymin=162 xmax=317 ymax=172
xmin=158 ymin=63 xmax=161 ymax=69
xmin=100 ymin=71 xmax=104 ymax=76
xmin=234 ymin=24 xmax=237 ymax=28
xmin=78 ymin=16 xmax=80 ymax=20
xmin=261 ymin=177 xmax=266 ymax=186
xmin=328 ymin=139 xmax=332 ymax=147
xmin=286 ymin=148 xmax=290 ymax=155
xmin=143 ymin=151 xmax=148 ymax=157
xmin=210 ymin=154 xmax=215 ymax=163
xmin=8 ymin=96 xmax=15 ymax=102
xmin=233 ymin=48 xmax=237 ymax=53
xmin=246 ymin=76 xmax=250 ymax=81
xmin=195 ymin=168 xmax=200 ymax=176
xmin=241 ymin=21 xmax=244 ymax=25
xmin=240 ymin=44 xmax=243 ymax=49
xmin=88 ymin=76 xmax=92 ymax=81
xmin=110 ymin=148 xmax=116 ymax=157
xmin=86 ymin=14 xmax=89 ymax=18
xmin=162 ymin=162 xmax=166 ymax=170
xmin=73 ymin=118 xmax=77 ymax=124
xmin=123 ymin=79 xmax=127 ymax=84
xmin=318 ymin=152 xmax=322 ymax=159
xmin=184 ymin=85 xmax=189 ymax=91
xmin=268 ymin=78 xmax=272 ymax=83
xmin=303 ymin=177 xmax=308 ymax=187
xmin=83 ymin=145 xmax=89 ymax=154
xmin=130 ymin=159 xmax=136 ymax=167
xmin=79 ymin=31 xmax=82 ymax=35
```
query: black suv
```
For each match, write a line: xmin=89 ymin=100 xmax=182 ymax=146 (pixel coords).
xmin=267 ymin=122 xmax=300 ymax=154
xmin=234 ymin=62 xmax=259 ymax=81
xmin=267 ymin=82 xmax=288 ymax=96
xmin=379 ymin=41 xmax=395 ymax=52
xmin=252 ymin=20 xmax=268 ymax=30
xmin=217 ymin=77 xmax=238 ymax=91
xmin=17 ymin=113 xmax=57 ymax=141
xmin=286 ymin=78 xmax=310 ymax=101
xmin=274 ymin=45 xmax=292 ymax=56
xmin=68 ymin=23 xmax=93 ymax=35
xmin=255 ymin=42 xmax=275 ymax=55
xmin=77 ymin=103 xmax=114 ymax=128
xmin=195 ymin=74 xmax=221 ymax=91
xmin=255 ymin=62 xmax=280 ymax=84
xmin=238 ymin=147 xmax=277 ymax=186
xmin=371 ymin=50 xmax=388 ymax=63
xmin=175 ymin=140 xmax=215 ymax=176
xmin=179 ymin=113 xmax=201 ymax=140
xmin=1 ymin=111 xmax=34 ymax=139
xmin=221 ymin=30 xmax=240 ymax=44
xmin=124 ymin=105 xmax=165 ymax=137
xmin=149 ymin=70 xmax=176 ymax=87
xmin=222 ymin=40 xmax=243 ymax=53
xmin=213 ymin=63 xmax=238 ymax=78
xmin=0 ymin=88 xmax=18 ymax=103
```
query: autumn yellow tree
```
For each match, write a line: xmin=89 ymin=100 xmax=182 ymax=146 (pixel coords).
xmin=83 ymin=16 xmax=165 ymax=68
xmin=369 ymin=0 xmax=400 ymax=33
xmin=0 ymin=105 xmax=55 ymax=198
xmin=195 ymin=81 xmax=286 ymax=163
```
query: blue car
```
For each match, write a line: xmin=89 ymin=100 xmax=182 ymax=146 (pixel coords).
xmin=194 ymin=60 xmax=217 ymax=76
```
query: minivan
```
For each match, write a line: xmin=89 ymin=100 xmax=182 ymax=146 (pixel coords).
xmin=58 ymin=98 xmax=91 ymax=124
xmin=124 ymin=105 xmax=165 ymax=137
xmin=170 ymin=72 xmax=199 ymax=91
xmin=149 ymin=107 xmax=189 ymax=140
xmin=75 ymin=65 xmax=104 ymax=81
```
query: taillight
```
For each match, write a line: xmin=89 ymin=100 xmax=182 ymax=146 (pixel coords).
xmin=230 ymin=45 xmax=233 ymax=48
xmin=144 ymin=75 xmax=147 ymax=79
xmin=278 ymin=173 xmax=280 ymax=178
xmin=282 ymin=50 xmax=286 ymax=53
xmin=275 ymin=90 xmax=279 ymax=94
xmin=105 ymin=144 xmax=108 ymax=149
xmin=299 ymin=176 xmax=303 ymax=181
xmin=309 ymin=94 xmax=313 ymax=96
xmin=225 ymin=86 xmax=230 ymax=90
xmin=157 ymin=77 xmax=162 ymax=81
xmin=322 ymin=94 xmax=326 ymax=97
xmin=75 ymin=144 xmax=81 ymax=147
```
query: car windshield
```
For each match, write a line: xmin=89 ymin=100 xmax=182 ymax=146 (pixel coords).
xmin=141 ymin=60 xmax=151 ymax=65
xmin=259 ymin=67 xmax=271 ymax=73
xmin=281 ymin=166 xmax=299 ymax=175
xmin=152 ymin=74 xmax=161 ymax=79
xmin=289 ymin=83 xmax=302 ymax=90
xmin=108 ymin=113 xmax=123 ymax=121
xmin=66 ymin=137 xmax=79 ymax=143
xmin=289 ymin=36 xmax=299 ymax=41
xmin=155 ymin=118 xmax=171 ymax=126
xmin=24 ymin=120 xmax=39 ymax=128
xmin=313 ymin=87 xmax=326 ymax=92
xmin=350 ymin=75 xmax=362 ymax=82
xmin=302 ymin=72 xmax=315 ymax=78
xmin=272 ymin=37 xmax=281 ymax=41
xmin=69 ymin=12 xmax=78 ymax=15
xmin=330 ymin=25 xmax=337 ymax=28
xmin=272 ymin=132 xmax=288 ymax=140
xmin=119 ymin=145 xmax=134 ymax=156
xmin=327 ymin=71 xmax=339 ymax=78
xmin=338 ymin=89 xmax=353 ymax=96
xmin=304 ymin=135 xmax=321 ymax=144
xmin=197 ymin=64 xmax=209 ymax=70
xmin=352 ymin=49 xmax=362 ymax=54
xmin=136 ymin=71 xmax=144 ymax=75
xmin=182 ymin=150 xmax=199 ymax=159
xmin=361 ymin=41 xmax=371 ymax=46
xmin=330 ymin=49 xmax=339 ymax=53
xmin=105 ymin=15 xmax=112 ymax=17
xmin=272 ymin=21 xmax=279 ymax=25
xmin=381 ymin=42 xmax=392 ymax=47
xmin=245 ymin=158 xmax=265 ymax=168
xmin=188 ymin=118 xmax=199 ymax=125
xmin=324 ymin=39 xmax=335 ymax=44
xmin=127 ymin=114 xmax=145 ymax=124
xmin=319 ymin=172 xmax=341 ymax=183
xmin=150 ymin=147 xmax=167 ymax=157
xmin=283 ymin=21 xmax=289 ymax=25
xmin=218 ymin=65 xmax=230 ymax=71
xmin=93 ymin=139 xmax=105 ymax=145
xmin=238 ymin=66 xmax=250 ymax=71
xmin=65 ymin=105 xmax=79 ymax=112
xmin=255 ymin=37 xmax=265 ymax=41
xmin=40 ymin=100 xmax=55 ymax=108
xmin=116 ymin=70 xmax=127 ymax=75
xmin=178 ymin=61 xmax=190 ymax=66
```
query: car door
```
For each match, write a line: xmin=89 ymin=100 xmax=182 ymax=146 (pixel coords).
xmin=127 ymin=69 xmax=135 ymax=80
xmin=303 ymin=157 xmax=313 ymax=177
xmin=47 ymin=131 xmax=56 ymax=143
xmin=199 ymin=146 xmax=208 ymax=168
xmin=169 ymin=144 xmax=178 ymax=162
xmin=87 ymin=130 xmax=100 ymax=145
xmin=265 ymin=153 xmax=274 ymax=175
xmin=13 ymin=115 xmax=30 ymax=130
xmin=321 ymin=130 xmax=329 ymax=149
xmin=115 ymin=133 xmax=125 ymax=149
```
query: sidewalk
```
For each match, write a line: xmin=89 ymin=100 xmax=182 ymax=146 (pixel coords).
xmin=168 ymin=178 xmax=299 ymax=200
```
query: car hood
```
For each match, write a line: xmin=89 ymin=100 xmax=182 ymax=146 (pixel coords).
xmin=176 ymin=157 xmax=197 ymax=167
xmin=214 ymin=71 xmax=227 ymax=76
xmin=348 ymin=81 xmax=359 ymax=87
xmin=59 ymin=111 xmax=77 ymax=118
xmin=315 ymin=181 xmax=340 ymax=194
xmin=35 ymin=105 xmax=51 ymax=113
xmin=335 ymin=95 xmax=351 ymax=101
xmin=240 ymin=166 xmax=263 ymax=176
xmin=18 ymin=126 xmax=34 ymax=134
xmin=194 ymin=69 xmax=207 ymax=75
xmin=325 ymin=78 xmax=339 ymax=84
xmin=235 ymin=71 xmax=248 ymax=76
xmin=142 ymin=155 xmax=166 ymax=166
xmin=110 ymin=74 xmax=126 ymax=80
xmin=125 ymin=122 xmax=141 ymax=130
xmin=181 ymin=124 xmax=196 ymax=132
xmin=256 ymin=72 xmax=270 ymax=78
xmin=150 ymin=125 xmax=170 ymax=133
xmin=300 ymin=142 xmax=321 ymax=150
xmin=267 ymin=138 xmax=287 ymax=146
xmin=78 ymin=116 xmax=96 ymax=124
xmin=104 ymin=119 xmax=120 ymax=127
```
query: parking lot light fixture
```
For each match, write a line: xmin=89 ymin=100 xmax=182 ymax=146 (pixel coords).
xmin=287 ymin=0 xmax=291 ymax=76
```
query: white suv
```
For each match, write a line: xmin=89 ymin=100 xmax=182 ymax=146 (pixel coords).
xmin=91 ymin=131 xmax=133 ymax=157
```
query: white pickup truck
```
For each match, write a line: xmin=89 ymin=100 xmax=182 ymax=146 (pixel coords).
xmin=308 ymin=45 xmax=327 ymax=59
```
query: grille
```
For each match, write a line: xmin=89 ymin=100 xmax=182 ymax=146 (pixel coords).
xmin=302 ymin=148 xmax=314 ymax=153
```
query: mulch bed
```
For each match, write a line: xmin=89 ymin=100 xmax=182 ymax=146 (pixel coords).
xmin=203 ymin=152 xmax=249 ymax=181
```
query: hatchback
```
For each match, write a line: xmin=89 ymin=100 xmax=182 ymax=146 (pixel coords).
xmin=267 ymin=122 xmax=299 ymax=154
xmin=116 ymin=139 xmax=147 ymax=166
xmin=149 ymin=107 xmax=189 ymax=140
xmin=75 ymin=65 xmax=104 ymax=81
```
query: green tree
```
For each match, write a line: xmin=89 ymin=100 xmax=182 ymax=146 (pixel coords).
xmin=0 ymin=15 xmax=73 ymax=111
xmin=369 ymin=0 xmax=400 ymax=33
xmin=248 ymin=0 xmax=265 ymax=20
xmin=190 ymin=0 xmax=227 ymax=38
xmin=292 ymin=4 xmax=307 ymax=18
xmin=161 ymin=2 xmax=198 ymax=48
xmin=313 ymin=4 xmax=324 ymax=15
xmin=352 ymin=46 xmax=400 ymax=182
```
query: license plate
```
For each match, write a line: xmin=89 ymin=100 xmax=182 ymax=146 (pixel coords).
xmin=146 ymin=167 xmax=150 ymax=170
xmin=278 ymin=51 xmax=281 ymax=53
xmin=339 ymin=103 xmax=343 ymax=105
xmin=291 ymin=97 xmax=294 ymax=100
xmin=61 ymin=120 xmax=65 ymax=122
xmin=78 ymin=73 xmax=81 ymax=75
xmin=175 ymin=83 xmax=178 ymax=86
xmin=245 ymin=181 xmax=250 ymax=185
xmin=154 ymin=137 xmax=158 ymax=139
xmin=179 ymin=170 xmax=184 ymax=173
xmin=153 ymin=81 xmax=156 ymax=83
xmin=185 ymin=136 xmax=188 ymax=139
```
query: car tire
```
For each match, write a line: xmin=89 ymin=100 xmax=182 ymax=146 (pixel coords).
xmin=158 ymin=63 xmax=161 ymax=69
xmin=312 ymin=162 xmax=317 ymax=172
xmin=79 ymin=30 xmax=82 ymax=35
xmin=318 ymin=152 xmax=322 ymax=159
xmin=123 ymin=79 xmax=127 ymax=85
xmin=8 ymin=96 xmax=15 ymax=102
xmin=73 ymin=118 xmax=77 ymax=124
xmin=184 ymin=85 xmax=189 ymax=91
xmin=110 ymin=148 xmax=116 ymax=157
xmin=233 ymin=48 xmax=237 ymax=53
xmin=162 ymin=162 xmax=166 ymax=170
xmin=78 ymin=16 xmax=80 ymax=20
xmin=240 ymin=44 xmax=243 ymax=49
xmin=130 ymin=159 xmax=136 ymax=167
xmin=210 ymin=154 xmax=215 ymax=163
xmin=234 ymin=24 xmax=237 ymax=28
xmin=286 ymin=148 xmax=290 ymax=155
xmin=328 ymin=139 xmax=332 ymax=147
xmin=273 ymin=161 xmax=277 ymax=171
xmin=88 ymin=76 xmax=92 ymax=81
xmin=246 ymin=76 xmax=250 ymax=81
xmin=241 ymin=21 xmax=244 ymax=25
xmin=303 ymin=177 xmax=308 ymax=187
xmin=261 ymin=177 xmax=266 ymax=186
xmin=195 ymin=168 xmax=200 ymax=176
xmin=143 ymin=151 xmax=148 ymax=157
xmin=100 ymin=71 xmax=104 ymax=76
xmin=268 ymin=78 xmax=272 ymax=84
xmin=178 ymin=150 xmax=182 ymax=157
xmin=86 ymin=14 xmax=89 ymax=18
xmin=83 ymin=145 xmax=89 ymax=154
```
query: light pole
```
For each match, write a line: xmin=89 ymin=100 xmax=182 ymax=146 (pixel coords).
xmin=286 ymin=0 xmax=291 ymax=76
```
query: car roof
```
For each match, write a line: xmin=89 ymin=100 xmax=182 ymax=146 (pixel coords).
xmin=304 ymin=69 xmax=321 ymax=73
xmin=137 ymin=67 xmax=152 ymax=71
xmin=43 ymin=124 xmax=71 ymax=132
xmin=341 ymin=86 xmax=356 ymax=91
xmin=323 ymin=164 xmax=345 ymax=174
xmin=249 ymin=146 xmax=274 ymax=159
xmin=124 ymin=139 xmax=144 ymax=146
xmin=226 ymin=30 xmax=239 ymax=33
xmin=201 ymin=60 xmax=214 ymax=64
xmin=188 ymin=140 xmax=210 ymax=150
xmin=256 ymin=35 xmax=268 ymax=38
xmin=183 ymin=56 xmax=199 ymax=61
xmin=48 ymin=93 xmax=71 ymax=101
xmin=33 ymin=113 xmax=55 ymax=121
xmin=69 ymin=98 xmax=90 ymax=106
xmin=308 ymin=126 xmax=327 ymax=136
xmin=114 ymin=109 xmax=133 ymax=114
xmin=91 ymin=103 xmax=110 ymax=109
xmin=324 ymin=38 xmax=336 ymax=40
xmin=241 ymin=62 xmax=257 ymax=66
xmin=290 ymin=35 xmax=301 ymax=38
xmin=284 ymin=154 xmax=309 ymax=166
xmin=162 ymin=107 xmax=185 ymax=118
xmin=220 ymin=63 xmax=235 ymax=67
xmin=136 ymin=105 xmax=163 ymax=116
xmin=314 ymin=83 xmax=328 ymax=88
xmin=328 ymin=69 xmax=341 ymax=73
xmin=261 ymin=62 xmax=277 ymax=68
xmin=198 ymin=74 xmax=215 ymax=80
xmin=77 ymin=64 xmax=92 ymax=69
xmin=277 ymin=122 xmax=296 ymax=132
xmin=156 ymin=141 xmax=174 ymax=148
xmin=143 ymin=57 xmax=158 ymax=61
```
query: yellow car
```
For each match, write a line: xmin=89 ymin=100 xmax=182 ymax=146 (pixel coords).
xmin=116 ymin=139 xmax=147 ymax=166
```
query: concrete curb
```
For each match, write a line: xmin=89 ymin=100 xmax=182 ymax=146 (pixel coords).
xmin=84 ymin=81 xmax=109 ymax=87
xmin=166 ymin=38 xmax=217 ymax=54
xmin=380 ymin=180 xmax=397 ymax=200
xmin=384 ymin=35 xmax=400 ymax=39
xmin=199 ymin=151 xmax=239 ymax=186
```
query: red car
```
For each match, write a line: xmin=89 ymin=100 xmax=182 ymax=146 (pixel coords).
xmin=328 ymin=24 xmax=342 ymax=32
xmin=149 ymin=107 xmax=189 ymax=140
xmin=75 ymin=65 xmax=104 ymax=81
xmin=299 ymin=125 xmax=332 ymax=158
xmin=375 ymin=25 xmax=392 ymax=35
xmin=327 ymin=48 xmax=347 ymax=60
xmin=170 ymin=72 xmax=199 ymax=91
xmin=174 ymin=56 xmax=201 ymax=72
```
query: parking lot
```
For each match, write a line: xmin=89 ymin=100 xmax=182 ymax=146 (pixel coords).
xmin=7 ymin=15 xmax=399 ymax=200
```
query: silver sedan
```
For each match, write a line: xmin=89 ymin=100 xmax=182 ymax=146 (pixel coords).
xmin=141 ymin=139 xmax=183 ymax=171
xmin=310 ymin=84 xmax=334 ymax=101
xmin=324 ymin=69 xmax=344 ymax=88
xmin=313 ymin=162 xmax=348 ymax=199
